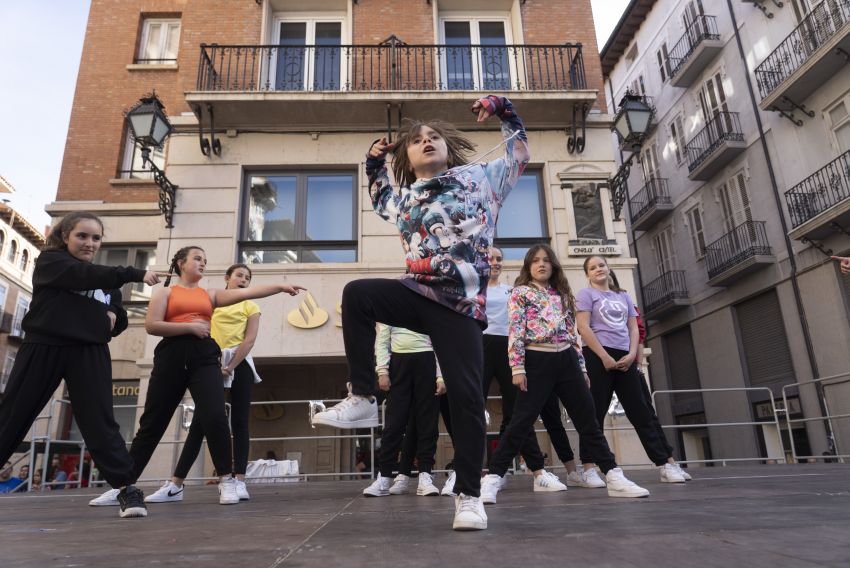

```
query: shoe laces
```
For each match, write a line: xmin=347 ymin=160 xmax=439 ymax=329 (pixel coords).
xmin=456 ymin=495 xmax=479 ymax=514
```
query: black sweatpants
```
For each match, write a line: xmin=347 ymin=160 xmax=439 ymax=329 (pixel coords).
xmin=0 ymin=343 xmax=135 ymax=488
xmin=173 ymin=360 xmax=254 ymax=478
xmin=128 ymin=336 xmax=233 ymax=480
xmin=483 ymin=334 xmax=545 ymax=471
xmin=342 ymin=279 xmax=485 ymax=497
xmin=580 ymin=347 xmax=671 ymax=466
xmin=638 ymin=369 xmax=675 ymax=457
xmin=378 ymin=351 xmax=440 ymax=477
xmin=489 ymin=349 xmax=616 ymax=476
xmin=540 ymin=394 xmax=575 ymax=464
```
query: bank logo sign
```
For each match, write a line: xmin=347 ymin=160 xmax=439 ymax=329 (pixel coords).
xmin=286 ymin=292 xmax=330 ymax=329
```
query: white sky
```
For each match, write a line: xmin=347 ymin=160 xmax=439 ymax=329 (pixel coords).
xmin=0 ymin=0 xmax=630 ymax=231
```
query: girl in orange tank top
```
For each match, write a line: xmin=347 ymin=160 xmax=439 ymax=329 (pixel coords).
xmin=111 ymin=245 xmax=305 ymax=507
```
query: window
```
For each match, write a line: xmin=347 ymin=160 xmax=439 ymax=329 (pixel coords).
xmin=94 ymin=246 xmax=157 ymax=314
xmin=642 ymin=142 xmax=661 ymax=180
xmin=669 ymin=114 xmax=687 ymax=165
xmin=18 ymin=250 xmax=28 ymax=272
xmin=719 ymin=171 xmax=752 ymax=232
xmin=440 ymin=18 xmax=513 ymax=90
xmin=121 ymin=133 xmax=165 ymax=179
xmin=653 ymin=226 xmax=678 ymax=275
xmin=790 ymin=0 xmax=814 ymax=23
xmin=0 ymin=350 xmax=15 ymax=394
xmin=273 ymin=19 xmax=344 ymax=91
xmin=685 ymin=205 xmax=706 ymax=258
xmin=0 ymin=231 xmax=4 ymax=257
xmin=495 ymin=170 xmax=548 ymax=259
xmin=138 ymin=18 xmax=180 ymax=63
xmin=10 ymin=295 xmax=29 ymax=337
xmin=826 ymin=96 xmax=850 ymax=153
xmin=0 ymin=281 xmax=7 ymax=320
xmin=699 ymin=71 xmax=734 ymax=138
xmin=241 ymin=172 xmax=357 ymax=263
xmin=625 ymin=43 xmax=639 ymax=67
xmin=656 ymin=43 xmax=671 ymax=83
xmin=682 ymin=0 xmax=707 ymax=47
xmin=630 ymin=74 xmax=646 ymax=96
xmin=6 ymin=240 xmax=17 ymax=264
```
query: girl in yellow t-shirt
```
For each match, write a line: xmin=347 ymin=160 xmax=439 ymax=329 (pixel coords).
xmin=146 ymin=263 xmax=263 ymax=503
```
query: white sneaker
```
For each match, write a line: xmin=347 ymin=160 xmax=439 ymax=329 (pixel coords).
xmin=659 ymin=463 xmax=687 ymax=483
xmin=675 ymin=463 xmax=692 ymax=481
xmin=417 ymin=472 xmax=440 ymax=496
xmin=311 ymin=384 xmax=379 ymax=428
xmin=389 ymin=474 xmax=410 ymax=495
xmin=236 ymin=479 xmax=250 ymax=500
xmin=533 ymin=470 xmax=567 ymax=492
xmin=605 ymin=468 xmax=650 ymax=498
xmin=441 ymin=470 xmax=457 ymax=497
xmin=566 ymin=468 xmax=607 ymax=488
xmin=452 ymin=493 xmax=487 ymax=531
xmin=144 ymin=481 xmax=184 ymax=503
xmin=218 ymin=477 xmax=240 ymax=505
xmin=480 ymin=473 xmax=504 ymax=505
xmin=89 ymin=488 xmax=120 ymax=506
xmin=362 ymin=474 xmax=391 ymax=497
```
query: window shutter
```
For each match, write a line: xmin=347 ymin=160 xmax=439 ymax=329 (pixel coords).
xmin=735 ymin=290 xmax=795 ymax=393
xmin=664 ymin=326 xmax=704 ymax=414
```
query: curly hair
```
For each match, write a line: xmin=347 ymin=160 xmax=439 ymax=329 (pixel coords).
xmin=390 ymin=119 xmax=476 ymax=188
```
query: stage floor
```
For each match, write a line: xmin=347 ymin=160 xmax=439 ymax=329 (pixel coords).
xmin=2 ymin=464 xmax=849 ymax=567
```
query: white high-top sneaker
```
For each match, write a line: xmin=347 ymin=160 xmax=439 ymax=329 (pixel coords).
xmin=389 ymin=474 xmax=411 ymax=495
xmin=659 ymin=463 xmax=687 ymax=483
xmin=218 ymin=477 xmax=240 ymax=505
xmin=236 ymin=479 xmax=251 ymax=500
xmin=441 ymin=470 xmax=457 ymax=497
xmin=362 ymin=474 xmax=391 ymax=497
xmin=480 ymin=473 xmax=504 ymax=505
xmin=311 ymin=383 xmax=379 ymax=428
xmin=605 ymin=468 xmax=650 ymax=498
xmin=416 ymin=472 xmax=440 ymax=496
xmin=452 ymin=494 xmax=487 ymax=531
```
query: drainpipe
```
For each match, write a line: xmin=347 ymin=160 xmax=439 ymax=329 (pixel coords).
xmin=726 ymin=0 xmax=833 ymax=453
xmin=605 ymin=77 xmax=649 ymax=328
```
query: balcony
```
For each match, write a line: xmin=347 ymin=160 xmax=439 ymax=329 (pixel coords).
xmin=755 ymin=0 xmax=850 ymax=112
xmin=686 ymin=111 xmax=746 ymax=181
xmin=705 ymin=221 xmax=775 ymax=287
xmin=785 ymin=149 xmax=850 ymax=240
xmin=188 ymin=43 xmax=596 ymax=131
xmin=668 ymin=15 xmax=724 ymax=88
xmin=630 ymin=178 xmax=673 ymax=231
xmin=643 ymin=270 xmax=689 ymax=320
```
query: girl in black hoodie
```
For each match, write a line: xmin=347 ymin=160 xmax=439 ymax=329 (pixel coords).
xmin=0 ymin=211 xmax=163 ymax=517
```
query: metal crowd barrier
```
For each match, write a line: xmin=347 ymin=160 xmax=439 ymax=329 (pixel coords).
xmin=782 ymin=372 xmax=850 ymax=463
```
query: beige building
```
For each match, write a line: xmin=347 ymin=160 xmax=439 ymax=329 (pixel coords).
xmin=45 ymin=0 xmax=653 ymax=483
xmin=602 ymin=0 xmax=850 ymax=466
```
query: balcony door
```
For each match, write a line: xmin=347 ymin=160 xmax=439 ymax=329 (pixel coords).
xmin=653 ymin=226 xmax=678 ymax=276
xmin=682 ymin=0 xmax=706 ymax=48
xmin=274 ymin=20 xmax=343 ymax=91
xmin=699 ymin=72 xmax=732 ymax=140
xmin=440 ymin=19 xmax=513 ymax=90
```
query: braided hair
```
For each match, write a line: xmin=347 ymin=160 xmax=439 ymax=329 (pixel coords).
xmin=164 ymin=245 xmax=205 ymax=287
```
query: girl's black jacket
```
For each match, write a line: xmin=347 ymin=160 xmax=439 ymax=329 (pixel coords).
xmin=21 ymin=250 xmax=147 ymax=345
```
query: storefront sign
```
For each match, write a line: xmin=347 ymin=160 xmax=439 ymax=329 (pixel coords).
xmin=112 ymin=384 xmax=140 ymax=397
xmin=567 ymin=244 xmax=621 ymax=256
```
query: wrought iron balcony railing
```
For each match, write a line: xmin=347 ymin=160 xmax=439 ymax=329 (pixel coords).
xmin=705 ymin=221 xmax=772 ymax=279
xmin=755 ymin=0 xmax=850 ymax=100
xmin=196 ymin=43 xmax=586 ymax=92
xmin=686 ymin=111 xmax=744 ymax=174
xmin=784 ymin=149 xmax=850 ymax=228
xmin=630 ymin=178 xmax=671 ymax=224
xmin=667 ymin=14 xmax=721 ymax=79
xmin=643 ymin=270 xmax=688 ymax=315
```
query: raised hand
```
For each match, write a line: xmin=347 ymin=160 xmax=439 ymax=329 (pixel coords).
xmin=471 ymin=97 xmax=496 ymax=122
xmin=368 ymin=137 xmax=395 ymax=159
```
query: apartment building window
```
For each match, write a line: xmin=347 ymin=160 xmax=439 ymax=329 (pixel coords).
xmin=121 ymin=133 xmax=165 ymax=180
xmin=242 ymin=172 xmax=357 ymax=264
xmin=684 ymin=205 xmax=706 ymax=258
xmin=700 ymin=72 xmax=733 ymax=137
xmin=95 ymin=246 xmax=157 ymax=311
xmin=441 ymin=18 xmax=512 ymax=90
xmin=138 ymin=18 xmax=180 ymax=63
xmin=656 ymin=43 xmax=671 ymax=83
xmin=10 ymin=295 xmax=29 ymax=337
xmin=826 ymin=95 xmax=850 ymax=153
xmin=273 ymin=19 xmax=344 ymax=91
xmin=6 ymin=240 xmax=17 ymax=264
xmin=18 ymin=250 xmax=28 ymax=272
xmin=0 ymin=350 xmax=15 ymax=394
xmin=790 ymin=0 xmax=815 ymax=23
xmin=495 ymin=170 xmax=548 ymax=259
xmin=669 ymin=114 xmax=687 ymax=165
xmin=0 ymin=281 xmax=7 ymax=320
xmin=630 ymin=73 xmax=646 ymax=96
xmin=718 ymin=171 xmax=753 ymax=232
xmin=642 ymin=142 xmax=661 ymax=180
xmin=682 ymin=0 xmax=707 ymax=45
xmin=653 ymin=226 xmax=678 ymax=275
xmin=0 ymin=231 xmax=4 ymax=257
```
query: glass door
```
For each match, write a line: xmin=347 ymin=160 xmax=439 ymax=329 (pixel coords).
xmin=441 ymin=19 xmax=511 ymax=90
xmin=275 ymin=20 xmax=342 ymax=91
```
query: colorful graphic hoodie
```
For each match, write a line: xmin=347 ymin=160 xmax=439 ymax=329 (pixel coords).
xmin=366 ymin=95 xmax=529 ymax=325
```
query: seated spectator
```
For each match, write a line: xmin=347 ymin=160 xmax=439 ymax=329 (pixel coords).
xmin=17 ymin=464 xmax=30 ymax=482
xmin=0 ymin=461 xmax=24 ymax=494
xmin=46 ymin=456 xmax=67 ymax=490
xmin=30 ymin=470 xmax=43 ymax=491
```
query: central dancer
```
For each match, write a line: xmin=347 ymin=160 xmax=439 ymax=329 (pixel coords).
xmin=312 ymin=95 xmax=529 ymax=531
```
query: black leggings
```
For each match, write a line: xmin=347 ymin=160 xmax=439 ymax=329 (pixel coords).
xmin=399 ymin=391 xmax=453 ymax=475
xmin=0 ymin=343 xmax=135 ymax=488
xmin=579 ymin=346 xmax=671 ymax=466
xmin=488 ymin=348 xmax=616 ymax=476
xmin=342 ymin=279 xmax=485 ymax=497
xmin=128 ymin=336 xmax=233 ymax=480
xmin=173 ymin=360 xmax=254 ymax=478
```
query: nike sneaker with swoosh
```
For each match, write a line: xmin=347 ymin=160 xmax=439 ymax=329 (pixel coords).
xmin=145 ymin=481 xmax=184 ymax=503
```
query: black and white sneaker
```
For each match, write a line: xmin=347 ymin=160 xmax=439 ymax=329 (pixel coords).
xmin=118 ymin=485 xmax=148 ymax=518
